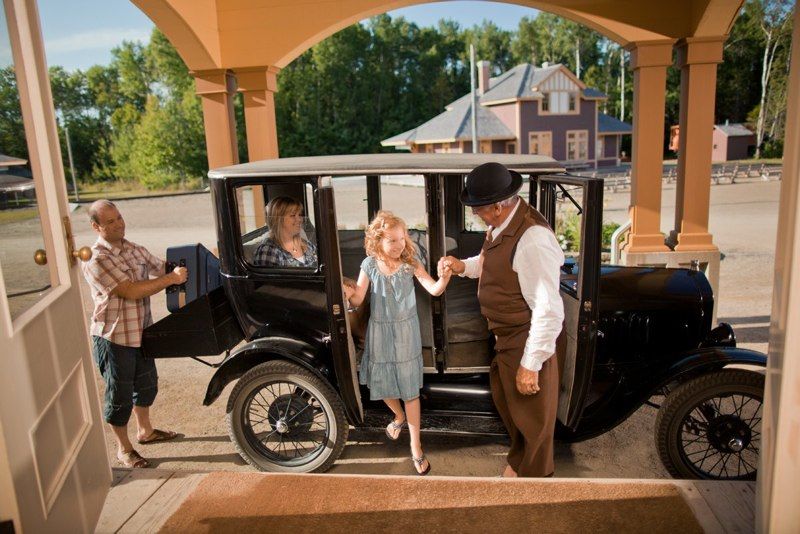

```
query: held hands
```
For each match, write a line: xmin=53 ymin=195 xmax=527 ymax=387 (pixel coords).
xmin=437 ymin=256 xmax=465 ymax=278
xmin=171 ymin=266 xmax=188 ymax=285
xmin=516 ymin=366 xmax=540 ymax=396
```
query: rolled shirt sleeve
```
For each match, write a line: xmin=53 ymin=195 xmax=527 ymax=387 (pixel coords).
xmin=83 ymin=254 xmax=130 ymax=295
xmin=514 ymin=226 xmax=565 ymax=372
xmin=144 ymin=248 xmax=166 ymax=276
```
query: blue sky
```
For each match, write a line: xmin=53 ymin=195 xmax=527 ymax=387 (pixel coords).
xmin=32 ymin=0 xmax=539 ymax=71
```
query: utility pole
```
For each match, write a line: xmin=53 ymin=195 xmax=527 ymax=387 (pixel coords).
xmin=65 ymin=126 xmax=79 ymax=202
xmin=470 ymin=44 xmax=478 ymax=154
xmin=619 ymin=48 xmax=625 ymax=121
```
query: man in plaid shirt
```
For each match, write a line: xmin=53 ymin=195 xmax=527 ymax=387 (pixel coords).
xmin=81 ymin=199 xmax=188 ymax=468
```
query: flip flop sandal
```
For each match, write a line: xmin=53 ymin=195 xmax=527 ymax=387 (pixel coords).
xmin=412 ymin=454 xmax=431 ymax=476
xmin=385 ymin=419 xmax=406 ymax=440
xmin=118 ymin=449 xmax=150 ymax=469
xmin=138 ymin=428 xmax=178 ymax=445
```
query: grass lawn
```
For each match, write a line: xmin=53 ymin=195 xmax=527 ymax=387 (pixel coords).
xmin=0 ymin=207 xmax=39 ymax=224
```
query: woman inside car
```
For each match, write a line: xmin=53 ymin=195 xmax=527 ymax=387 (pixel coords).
xmin=253 ymin=196 xmax=318 ymax=267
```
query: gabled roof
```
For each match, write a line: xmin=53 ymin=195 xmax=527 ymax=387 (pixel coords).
xmin=475 ymin=63 xmax=606 ymax=104
xmin=0 ymin=174 xmax=34 ymax=193
xmin=382 ymin=96 xmax=515 ymax=146
xmin=598 ymin=113 xmax=632 ymax=134
xmin=0 ymin=154 xmax=27 ymax=167
xmin=715 ymin=123 xmax=753 ymax=137
xmin=382 ymin=62 xmax=611 ymax=147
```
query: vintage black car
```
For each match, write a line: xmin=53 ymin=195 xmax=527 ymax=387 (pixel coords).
xmin=143 ymin=153 xmax=766 ymax=480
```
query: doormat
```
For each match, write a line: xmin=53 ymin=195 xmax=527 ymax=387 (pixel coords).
xmin=160 ymin=472 xmax=702 ymax=533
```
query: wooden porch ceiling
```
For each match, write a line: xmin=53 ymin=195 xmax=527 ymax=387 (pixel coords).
xmin=130 ymin=0 xmax=744 ymax=71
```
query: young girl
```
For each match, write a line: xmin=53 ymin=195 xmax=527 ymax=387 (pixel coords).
xmin=345 ymin=211 xmax=451 ymax=475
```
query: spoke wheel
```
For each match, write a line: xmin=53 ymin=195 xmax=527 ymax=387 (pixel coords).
xmin=227 ymin=360 xmax=348 ymax=473
xmin=656 ymin=369 xmax=763 ymax=480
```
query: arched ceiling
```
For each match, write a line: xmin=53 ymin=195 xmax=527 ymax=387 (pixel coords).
xmin=131 ymin=0 xmax=743 ymax=71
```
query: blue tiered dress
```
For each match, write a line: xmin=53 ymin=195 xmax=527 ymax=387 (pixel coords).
xmin=358 ymin=256 xmax=424 ymax=401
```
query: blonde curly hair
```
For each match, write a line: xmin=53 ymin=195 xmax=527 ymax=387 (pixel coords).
xmin=364 ymin=210 xmax=418 ymax=267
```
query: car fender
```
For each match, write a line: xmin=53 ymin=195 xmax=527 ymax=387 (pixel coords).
xmin=203 ymin=336 xmax=332 ymax=406
xmin=663 ymin=347 xmax=767 ymax=383
xmin=559 ymin=347 xmax=767 ymax=442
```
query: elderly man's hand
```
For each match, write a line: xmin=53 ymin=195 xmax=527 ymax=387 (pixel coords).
xmin=438 ymin=256 xmax=465 ymax=277
xmin=516 ymin=366 xmax=540 ymax=395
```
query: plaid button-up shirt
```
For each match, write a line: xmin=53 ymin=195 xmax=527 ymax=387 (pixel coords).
xmin=81 ymin=237 xmax=165 ymax=348
xmin=253 ymin=237 xmax=317 ymax=268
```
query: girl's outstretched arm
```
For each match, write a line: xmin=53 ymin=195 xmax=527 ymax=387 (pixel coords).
xmin=414 ymin=262 xmax=451 ymax=296
xmin=347 ymin=269 xmax=371 ymax=307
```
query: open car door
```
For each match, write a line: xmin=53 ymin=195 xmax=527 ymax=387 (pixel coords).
xmin=535 ymin=174 xmax=602 ymax=430
xmin=317 ymin=177 xmax=364 ymax=424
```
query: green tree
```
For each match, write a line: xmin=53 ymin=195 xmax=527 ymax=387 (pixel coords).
xmin=463 ymin=20 xmax=514 ymax=73
xmin=0 ymin=67 xmax=28 ymax=162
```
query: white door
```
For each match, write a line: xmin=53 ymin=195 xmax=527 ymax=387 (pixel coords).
xmin=0 ymin=0 xmax=110 ymax=531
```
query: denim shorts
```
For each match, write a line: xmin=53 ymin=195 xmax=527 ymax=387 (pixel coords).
xmin=91 ymin=336 xmax=158 ymax=426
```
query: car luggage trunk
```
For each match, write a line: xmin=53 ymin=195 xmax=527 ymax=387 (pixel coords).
xmin=142 ymin=286 xmax=244 ymax=358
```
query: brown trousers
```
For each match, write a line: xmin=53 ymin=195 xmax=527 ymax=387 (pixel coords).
xmin=490 ymin=348 xmax=559 ymax=477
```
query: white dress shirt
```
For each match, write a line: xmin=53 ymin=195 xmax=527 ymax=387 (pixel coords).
xmin=461 ymin=198 xmax=565 ymax=372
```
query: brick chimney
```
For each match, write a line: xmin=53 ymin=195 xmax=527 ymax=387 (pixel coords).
xmin=477 ymin=60 xmax=491 ymax=94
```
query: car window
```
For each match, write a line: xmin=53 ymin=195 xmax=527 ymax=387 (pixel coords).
xmin=332 ymin=176 xmax=368 ymax=229
xmin=380 ymin=174 xmax=427 ymax=230
xmin=235 ymin=183 xmax=318 ymax=270
xmin=547 ymin=182 xmax=583 ymax=294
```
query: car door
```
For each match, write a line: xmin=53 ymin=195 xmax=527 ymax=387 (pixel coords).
xmin=317 ymin=177 xmax=364 ymax=424
xmin=536 ymin=174 xmax=602 ymax=430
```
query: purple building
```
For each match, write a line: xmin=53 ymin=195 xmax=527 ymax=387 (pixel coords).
xmin=382 ymin=62 xmax=631 ymax=168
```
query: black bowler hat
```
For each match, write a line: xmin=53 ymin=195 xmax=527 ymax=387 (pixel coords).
xmin=460 ymin=162 xmax=523 ymax=206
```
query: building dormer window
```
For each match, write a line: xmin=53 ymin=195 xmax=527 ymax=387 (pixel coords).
xmin=541 ymin=91 xmax=579 ymax=114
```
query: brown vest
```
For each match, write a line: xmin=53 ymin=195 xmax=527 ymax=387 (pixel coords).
xmin=478 ymin=198 xmax=552 ymax=353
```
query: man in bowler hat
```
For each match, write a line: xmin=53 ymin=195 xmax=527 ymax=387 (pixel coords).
xmin=438 ymin=162 xmax=565 ymax=477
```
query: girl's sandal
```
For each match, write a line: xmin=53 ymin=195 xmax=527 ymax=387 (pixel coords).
xmin=118 ymin=449 xmax=150 ymax=469
xmin=385 ymin=419 xmax=406 ymax=440
xmin=412 ymin=454 xmax=431 ymax=476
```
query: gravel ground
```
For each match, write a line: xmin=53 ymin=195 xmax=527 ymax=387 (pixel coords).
xmin=3 ymin=177 xmax=777 ymax=478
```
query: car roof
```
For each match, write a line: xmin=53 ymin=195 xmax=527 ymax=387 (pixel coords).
xmin=208 ymin=153 xmax=566 ymax=179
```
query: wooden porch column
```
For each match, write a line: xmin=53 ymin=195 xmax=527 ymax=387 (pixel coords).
xmin=758 ymin=6 xmax=800 ymax=532
xmin=193 ymin=69 xmax=239 ymax=169
xmin=669 ymin=37 xmax=725 ymax=251
xmin=235 ymin=66 xmax=281 ymax=161
xmin=623 ymin=40 xmax=674 ymax=253
xmin=234 ymin=66 xmax=281 ymax=227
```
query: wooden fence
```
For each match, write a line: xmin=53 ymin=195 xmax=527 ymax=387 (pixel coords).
xmin=578 ymin=164 xmax=783 ymax=193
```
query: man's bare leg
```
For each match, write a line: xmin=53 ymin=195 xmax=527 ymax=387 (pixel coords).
xmin=110 ymin=423 xmax=133 ymax=455
xmin=133 ymin=405 xmax=154 ymax=442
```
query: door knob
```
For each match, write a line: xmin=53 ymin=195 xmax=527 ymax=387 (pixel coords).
xmin=34 ymin=249 xmax=47 ymax=265
xmin=72 ymin=246 xmax=92 ymax=262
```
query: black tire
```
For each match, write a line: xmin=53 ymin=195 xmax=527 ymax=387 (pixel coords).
xmin=655 ymin=369 xmax=763 ymax=480
xmin=226 ymin=360 xmax=349 ymax=473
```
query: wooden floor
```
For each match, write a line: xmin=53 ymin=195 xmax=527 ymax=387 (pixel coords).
xmin=96 ymin=468 xmax=756 ymax=533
